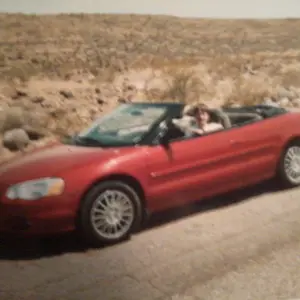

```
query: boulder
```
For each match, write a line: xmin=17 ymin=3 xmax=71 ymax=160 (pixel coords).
xmin=2 ymin=106 xmax=26 ymax=132
xmin=262 ymin=98 xmax=280 ymax=107
xmin=278 ymin=97 xmax=290 ymax=107
xmin=3 ymin=128 xmax=30 ymax=151
xmin=291 ymin=98 xmax=300 ymax=108
xmin=22 ymin=125 xmax=48 ymax=141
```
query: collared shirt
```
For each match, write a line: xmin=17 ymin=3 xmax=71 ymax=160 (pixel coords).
xmin=172 ymin=117 xmax=224 ymax=137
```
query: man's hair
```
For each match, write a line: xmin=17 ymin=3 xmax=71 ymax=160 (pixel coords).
xmin=182 ymin=102 xmax=209 ymax=116
xmin=197 ymin=103 xmax=209 ymax=113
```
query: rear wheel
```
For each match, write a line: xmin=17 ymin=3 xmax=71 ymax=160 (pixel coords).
xmin=278 ymin=141 xmax=300 ymax=187
xmin=78 ymin=180 xmax=143 ymax=246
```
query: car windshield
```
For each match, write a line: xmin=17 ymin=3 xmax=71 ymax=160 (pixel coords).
xmin=74 ymin=104 xmax=167 ymax=147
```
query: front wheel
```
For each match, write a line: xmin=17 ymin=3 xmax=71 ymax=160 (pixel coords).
xmin=78 ymin=180 xmax=143 ymax=246
xmin=278 ymin=141 xmax=300 ymax=187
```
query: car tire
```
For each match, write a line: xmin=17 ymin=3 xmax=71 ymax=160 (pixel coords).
xmin=78 ymin=180 xmax=143 ymax=247
xmin=277 ymin=140 xmax=300 ymax=188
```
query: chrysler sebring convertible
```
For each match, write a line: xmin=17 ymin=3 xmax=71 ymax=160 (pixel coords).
xmin=1 ymin=102 xmax=300 ymax=245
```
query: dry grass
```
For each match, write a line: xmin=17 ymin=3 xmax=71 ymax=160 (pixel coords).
xmin=1 ymin=14 xmax=300 ymax=80
xmin=0 ymin=13 xmax=300 ymax=152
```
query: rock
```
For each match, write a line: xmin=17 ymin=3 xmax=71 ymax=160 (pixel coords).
xmin=290 ymin=86 xmax=300 ymax=98
xmin=262 ymin=98 xmax=280 ymax=107
xmin=0 ymin=111 xmax=6 ymax=132
xmin=0 ymin=94 xmax=7 ymax=102
xmin=31 ymin=58 xmax=39 ymax=64
xmin=118 ymin=97 xmax=127 ymax=104
xmin=125 ymin=84 xmax=136 ymax=91
xmin=64 ymin=73 xmax=72 ymax=80
xmin=230 ymin=103 xmax=242 ymax=108
xmin=244 ymin=64 xmax=257 ymax=75
xmin=59 ymin=90 xmax=74 ymax=99
xmin=291 ymin=98 xmax=300 ymax=108
xmin=87 ymin=73 xmax=95 ymax=81
xmin=41 ymin=100 xmax=54 ymax=108
xmin=96 ymin=98 xmax=105 ymax=105
xmin=278 ymin=97 xmax=290 ymax=107
xmin=11 ymin=88 xmax=28 ymax=99
xmin=2 ymin=106 xmax=26 ymax=132
xmin=3 ymin=128 xmax=30 ymax=151
xmin=89 ymin=108 xmax=98 ymax=116
xmin=22 ymin=125 xmax=48 ymax=141
xmin=224 ymin=100 xmax=240 ymax=108
xmin=95 ymin=87 xmax=101 ymax=94
xmin=125 ymin=93 xmax=134 ymax=102
xmin=50 ymin=108 xmax=66 ymax=118
xmin=31 ymin=96 xmax=45 ymax=103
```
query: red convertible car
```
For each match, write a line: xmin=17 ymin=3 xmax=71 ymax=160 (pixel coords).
xmin=0 ymin=102 xmax=300 ymax=245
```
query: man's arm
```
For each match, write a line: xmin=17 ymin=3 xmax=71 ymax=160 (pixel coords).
xmin=190 ymin=127 xmax=204 ymax=135
xmin=190 ymin=123 xmax=224 ymax=135
xmin=205 ymin=123 xmax=224 ymax=133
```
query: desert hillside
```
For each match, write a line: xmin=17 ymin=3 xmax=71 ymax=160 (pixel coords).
xmin=1 ymin=14 xmax=300 ymax=160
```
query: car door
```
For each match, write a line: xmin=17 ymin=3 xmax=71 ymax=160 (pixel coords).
xmin=145 ymin=129 xmax=250 ymax=212
xmin=223 ymin=117 xmax=282 ymax=186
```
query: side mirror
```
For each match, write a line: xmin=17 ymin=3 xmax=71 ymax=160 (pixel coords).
xmin=159 ymin=133 xmax=170 ymax=146
xmin=157 ymin=121 xmax=171 ymax=146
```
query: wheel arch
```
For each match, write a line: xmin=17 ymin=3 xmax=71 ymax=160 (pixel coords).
xmin=283 ymin=136 xmax=300 ymax=148
xmin=277 ymin=135 xmax=300 ymax=168
xmin=75 ymin=173 xmax=148 ymax=245
xmin=78 ymin=173 xmax=147 ymax=213
xmin=275 ymin=135 xmax=300 ymax=186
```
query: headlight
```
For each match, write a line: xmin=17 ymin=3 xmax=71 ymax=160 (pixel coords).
xmin=6 ymin=177 xmax=65 ymax=201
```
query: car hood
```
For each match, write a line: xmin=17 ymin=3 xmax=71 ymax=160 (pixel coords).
xmin=0 ymin=143 xmax=134 ymax=184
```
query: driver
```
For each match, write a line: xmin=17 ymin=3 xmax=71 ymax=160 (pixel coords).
xmin=190 ymin=103 xmax=224 ymax=135
xmin=172 ymin=103 xmax=224 ymax=136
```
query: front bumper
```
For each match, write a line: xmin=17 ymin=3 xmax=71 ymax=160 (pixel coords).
xmin=0 ymin=191 xmax=80 ymax=237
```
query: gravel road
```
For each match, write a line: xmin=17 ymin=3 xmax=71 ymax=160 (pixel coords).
xmin=1 ymin=181 xmax=300 ymax=300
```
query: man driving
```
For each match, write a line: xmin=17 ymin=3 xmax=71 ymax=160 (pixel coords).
xmin=190 ymin=103 xmax=224 ymax=135
xmin=172 ymin=103 xmax=224 ymax=137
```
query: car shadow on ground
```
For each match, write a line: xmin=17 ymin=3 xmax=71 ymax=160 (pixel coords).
xmin=0 ymin=179 xmax=284 ymax=261
xmin=146 ymin=179 xmax=282 ymax=230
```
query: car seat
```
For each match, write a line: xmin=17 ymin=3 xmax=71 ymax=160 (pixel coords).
xmin=208 ymin=109 xmax=232 ymax=129
xmin=226 ymin=112 xmax=262 ymax=126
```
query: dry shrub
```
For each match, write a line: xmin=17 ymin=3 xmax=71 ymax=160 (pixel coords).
xmin=223 ymin=74 xmax=279 ymax=106
xmin=0 ymin=106 xmax=51 ymax=134
xmin=2 ymin=64 xmax=39 ymax=82
xmin=224 ymin=89 xmax=270 ymax=107
xmin=143 ymin=68 xmax=214 ymax=103
xmin=1 ymin=14 xmax=300 ymax=82
xmin=161 ymin=69 xmax=197 ymax=102
xmin=48 ymin=109 xmax=90 ymax=138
